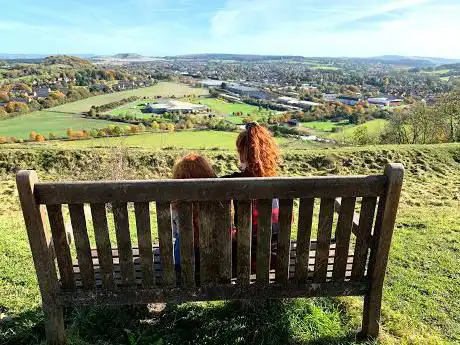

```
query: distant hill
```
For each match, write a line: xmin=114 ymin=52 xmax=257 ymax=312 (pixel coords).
xmin=369 ymin=55 xmax=460 ymax=66
xmin=92 ymin=53 xmax=158 ymax=63
xmin=168 ymin=53 xmax=306 ymax=61
xmin=43 ymin=55 xmax=91 ymax=66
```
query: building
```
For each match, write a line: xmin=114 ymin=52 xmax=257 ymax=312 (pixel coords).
xmin=337 ymin=95 xmax=361 ymax=106
xmin=367 ymin=97 xmax=404 ymax=107
xmin=323 ymin=93 xmax=338 ymax=102
xmin=33 ymin=87 xmax=50 ymax=98
xmin=200 ymin=79 xmax=223 ymax=88
xmin=224 ymin=83 xmax=271 ymax=100
xmin=277 ymin=96 xmax=320 ymax=109
xmin=145 ymin=100 xmax=207 ymax=114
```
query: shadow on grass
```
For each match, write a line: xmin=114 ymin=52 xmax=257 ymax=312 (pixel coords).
xmin=1 ymin=298 xmax=377 ymax=345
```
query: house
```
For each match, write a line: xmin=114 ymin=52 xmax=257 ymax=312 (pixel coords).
xmin=337 ymin=95 xmax=361 ymax=106
xmin=200 ymin=79 xmax=223 ymax=88
xmin=33 ymin=87 xmax=50 ymax=98
xmin=287 ymin=119 xmax=300 ymax=127
xmin=224 ymin=83 xmax=271 ymax=100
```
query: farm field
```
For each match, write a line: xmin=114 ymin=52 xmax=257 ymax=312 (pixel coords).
xmin=326 ymin=119 xmax=388 ymax=142
xmin=195 ymin=97 xmax=273 ymax=124
xmin=34 ymin=130 xmax=321 ymax=151
xmin=0 ymin=82 xmax=208 ymax=139
xmin=0 ymin=111 xmax=115 ymax=139
xmin=302 ymin=120 xmax=350 ymax=132
xmin=53 ymin=82 xmax=208 ymax=114
xmin=0 ymin=144 xmax=459 ymax=344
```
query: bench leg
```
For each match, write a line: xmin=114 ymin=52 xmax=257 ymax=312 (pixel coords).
xmin=43 ymin=302 xmax=66 ymax=345
xmin=358 ymin=290 xmax=382 ymax=339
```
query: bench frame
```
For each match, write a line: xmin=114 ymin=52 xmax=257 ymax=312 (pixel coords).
xmin=17 ymin=164 xmax=403 ymax=345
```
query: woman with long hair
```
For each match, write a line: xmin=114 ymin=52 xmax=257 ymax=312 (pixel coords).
xmin=224 ymin=122 xmax=282 ymax=271
xmin=172 ymin=152 xmax=216 ymax=269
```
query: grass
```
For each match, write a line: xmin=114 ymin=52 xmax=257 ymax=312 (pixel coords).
xmin=0 ymin=82 xmax=208 ymax=140
xmin=53 ymin=82 xmax=208 ymax=114
xmin=195 ymin=98 xmax=273 ymax=124
xmin=0 ymin=144 xmax=459 ymax=344
xmin=326 ymin=119 xmax=388 ymax=143
xmin=302 ymin=120 xmax=351 ymax=132
xmin=108 ymin=100 xmax=157 ymax=119
xmin=0 ymin=111 xmax=115 ymax=139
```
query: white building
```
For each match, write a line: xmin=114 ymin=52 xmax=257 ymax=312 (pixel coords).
xmin=277 ymin=96 xmax=320 ymax=109
xmin=146 ymin=100 xmax=207 ymax=114
xmin=200 ymin=79 xmax=224 ymax=88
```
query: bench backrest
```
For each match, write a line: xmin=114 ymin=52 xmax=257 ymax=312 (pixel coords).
xmin=16 ymin=164 xmax=403 ymax=305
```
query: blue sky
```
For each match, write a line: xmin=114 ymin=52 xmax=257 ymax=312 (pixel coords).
xmin=2 ymin=0 xmax=460 ymax=57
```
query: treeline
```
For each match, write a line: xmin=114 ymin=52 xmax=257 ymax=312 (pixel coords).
xmin=88 ymin=96 xmax=139 ymax=115
xmin=380 ymin=92 xmax=460 ymax=144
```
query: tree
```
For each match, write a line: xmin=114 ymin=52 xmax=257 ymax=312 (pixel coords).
xmin=0 ymin=107 xmax=7 ymax=118
xmin=436 ymin=92 xmax=460 ymax=142
xmin=0 ymin=92 xmax=9 ymax=103
xmin=5 ymin=101 xmax=29 ymax=113
xmin=35 ymin=134 xmax=45 ymax=142
xmin=49 ymin=132 xmax=56 ymax=140
xmin=353 ymin=126 xmax=371 ymax=145
xmin=29 ymin=131 xmax=37 ymax=141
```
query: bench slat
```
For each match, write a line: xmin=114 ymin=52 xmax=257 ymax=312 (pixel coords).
xmin=314 ymin=198 xmax=334 ymax=282
xmin=236 ymin=200 xmax=252 ymax=285
xmin=199 ymin=201 xmax=232 ymax=284
xmin=134 ymin=202 xmax=155 ymax=288
xmin=90 ymin=203 xmax=115 ymax=291
xmin=352 ymin=197 xmax=377 ymax=278
xmin=295 ymin=198 xmax=314 ymax=284
xmin=276 ymin=199 xmax=293 ymax=286
xmin=333 ymin=197 xmax=356 ymax=280
xmin=69 ymin=204 xmax=95 ymax=290
xmin=35 ymin=175 xmax=386 ymax=204
xmin=177 ymin=202 xmax=195 ymax=288
xmin=156 ymin=202 xmax=175 ymax=287
xmin=256 ymin=199 xmax=272 ymax=285
xmin=47 ymin=204 xmax=75 ymax=290
xmin=112 ymin=202 xmax=135 ymax=287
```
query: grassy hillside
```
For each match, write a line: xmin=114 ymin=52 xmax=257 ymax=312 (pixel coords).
xmin=0 ymin=82 xmax=208 ymax=139
xmin=327 ymin=119 xmax=387 ymax=143
xmin=0 ymin=143 xmax=459 ymax=344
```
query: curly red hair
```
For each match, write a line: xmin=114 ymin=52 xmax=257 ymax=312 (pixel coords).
xmin=173 ymin=152 xmax=216 ymax=179
xmin=236 ymin=124 xmax=280 ymax=177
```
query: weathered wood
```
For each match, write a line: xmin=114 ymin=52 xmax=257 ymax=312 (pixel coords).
xmin=112 ymin=202 xmax=135 ymax=287
xmin=333 ymin=197 xmax=356 ymax=280
xmin=199 ymin=201 xmax=232 ymax=285
xmin=134 ymin=202 xmax=154 ymax=288
xmin=256 ymin=199 xmax=272 ymax=284
xmin=90 ymin=203 xmax=115 ymax=291
xmin=35 ymin=175 xmax=386 ymax=204
xmin=314 ymin=198 xmax=335 ymax=282
xmin=69 ymin=204 xmax=95 ymax=290
xmin=57 ymin=281 xmax=368 ymax=306
xmin=295 ymin=198 xmax=314 ymax=284
xmin=352 ymin=197 xmax=377 ymax=279
xmin=17 ymin=171 xmax=66 ymax=345
xmin=47 ymin=204 xmax=75 ymax=290
xmin=156 ymin=202 xmax=175 ymax=286
xmin=276 ymin=199 xmax=293 ymax=285
xmin=334 ymin=197 xmax=360 ymax=236
xmin=177 ymin=202 xmax=195 ymax=288
xmin=236 ymin=200 xmax=252 ymax=285
xmin=360 ymin=164 xmax=404 ymax=339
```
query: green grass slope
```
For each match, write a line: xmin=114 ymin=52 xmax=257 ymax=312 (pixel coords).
xmin=0 ymin=143 xmax=459 ymax=344
xmin=327 ymin=119 xmax=387 ymax=143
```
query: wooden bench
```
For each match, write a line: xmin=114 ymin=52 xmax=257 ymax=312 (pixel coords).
xmin=16 ymin=164 xmax=403 ymax=345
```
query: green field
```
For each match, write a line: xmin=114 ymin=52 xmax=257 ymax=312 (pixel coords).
xmin=0 ymin=82 xmax=208 ymax=140
xmin=52 ymin=82 xmax=208 ymax=114
xmin=34 ymin=130 xmax=320 ymax=151
xmin=302 ymin=120 xmax=350 ymax=132
xmin=108 ymin=100 xmax=156 ymax=119
xmin=0 ymin=144 xmax=459 ymax=344
xmin=326 ymin=119 xmax=387 ymax=142
xmin=196 ymin=98 xmax=273 ymax=124
xmin=0 ymin=111 xmax=115 ymax=139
